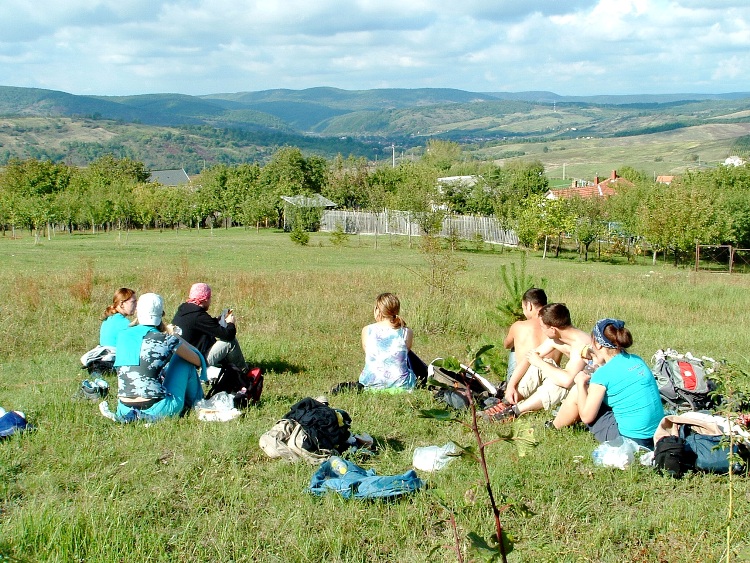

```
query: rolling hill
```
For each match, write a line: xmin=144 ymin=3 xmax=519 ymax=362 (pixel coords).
xmin=0 ymin=84 xmax=748 ymax=174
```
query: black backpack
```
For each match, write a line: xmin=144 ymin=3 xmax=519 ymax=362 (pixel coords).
xmin=427 ymin=360 xmax=501 ymax=410
xmin=205 ymin=365 xmax=264 ymax=409
xmin=654 ymin=436 xmax=694 ymax=478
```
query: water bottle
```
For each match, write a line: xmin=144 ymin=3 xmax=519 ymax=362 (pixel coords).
xmin=330 ymin=457 xmax=348 ymax=476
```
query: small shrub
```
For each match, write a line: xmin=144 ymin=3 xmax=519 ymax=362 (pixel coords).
xmin=472 ymin=233 xmax=485 ymax=252
xmin=495 ymin=254 xmax=546 ymax=326
xmin=329 ymin=224 xmax=349 ymax=247
xmin=290 ymin=225 xmax=309 ymax=246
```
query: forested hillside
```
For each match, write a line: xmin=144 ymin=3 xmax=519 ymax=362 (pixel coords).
xmin=1 ymin=85 xmax=749 ymax=173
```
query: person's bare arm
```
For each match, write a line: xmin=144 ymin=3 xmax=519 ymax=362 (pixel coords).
xmin=527 ymin=344 xmax=583 ymax=389
xmin=503 ymin=323 xmax=517 ymax=350
xmin=175 ymin=340 xmax=201 ymax=367
xmin=576 ymin=374 xmax=606 ymax=424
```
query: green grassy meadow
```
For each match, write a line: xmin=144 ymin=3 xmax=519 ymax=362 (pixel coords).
xmin=473 ymin=122 xmax=750 ymax=180
xmin=1 ymin=228 xmax=749 ymax=562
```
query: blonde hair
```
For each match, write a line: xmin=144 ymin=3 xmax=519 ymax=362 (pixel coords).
xmin=374 ymin=293 xmax=406 ymax=329
xmin=103 ymin=288 xmax=135 ymax=320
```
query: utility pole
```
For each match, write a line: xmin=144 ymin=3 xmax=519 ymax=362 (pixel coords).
xmin=391 ymin=144 xmax=395 ymax=168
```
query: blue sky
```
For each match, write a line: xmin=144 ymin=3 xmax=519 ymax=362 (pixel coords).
xmin=0 ymin=0 xmax=748 ymax=97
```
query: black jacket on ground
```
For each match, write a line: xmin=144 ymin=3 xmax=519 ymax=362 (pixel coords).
xmin=172 ymin=302 xmax=237 ymax=357
xmin=283 ymin=397 xmax=352 ymax=453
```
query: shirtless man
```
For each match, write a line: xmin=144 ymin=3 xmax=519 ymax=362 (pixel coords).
xmin=481 ymin=302 xmax=589 ymax=422
xmin=503 ymin=288 xmax=561 ymax=404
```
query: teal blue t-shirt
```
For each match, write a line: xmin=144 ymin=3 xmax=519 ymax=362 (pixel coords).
xmin=590 ymin=352 xmax=664 ymax=439
xmin=100 ymin=313 xmax=130 ymax=347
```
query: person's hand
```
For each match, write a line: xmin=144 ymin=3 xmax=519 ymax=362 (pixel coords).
xmin=574 ymin=370 xmax=591 ymax=386
xmin=572 ymin=344 xmax=590 ymax=361
xmin=504 ymin=384 xmax=520 ymax=405
xmin=526 ymin=350 xmax=545 ymax=368
xmin=225 ymin=310 xmax=236 ymax=324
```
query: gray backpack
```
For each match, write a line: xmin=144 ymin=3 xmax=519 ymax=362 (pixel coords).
xmin=652 ymin=349 xmax=716 ymax=412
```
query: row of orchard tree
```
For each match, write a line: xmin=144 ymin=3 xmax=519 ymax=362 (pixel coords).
xmin=0 ymin=139 xmax=748 ymax=264
xmin=518 ymin=164 xmax=750 ymax=264
xmin=0 ymin=141 xmax=550 ymax=237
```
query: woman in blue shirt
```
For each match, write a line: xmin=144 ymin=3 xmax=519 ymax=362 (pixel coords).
xmin=553 ymin=318 xmax=664 ymax=449
xmin=99 ymin=288 xmax=137 ymax=347
xmin=113 ymin=293 xmax=203 ymax=421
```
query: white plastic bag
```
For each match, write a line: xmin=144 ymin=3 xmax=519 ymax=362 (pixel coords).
xmin=194 ymin=392 xmax=242 ymax=422
xmin=195 ymin=392 xmax=234 ymax=411
xmin=591 ymin=438 xmax=642 ymax=470
xmin=413 ymin=442 xmax=462 ymax=472
xmin=197 ymin=408 xmax=242 ymax=422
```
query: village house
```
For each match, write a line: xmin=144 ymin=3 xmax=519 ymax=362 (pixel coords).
xmin=545 ymin=170 xmax=633 ymax=199
xmin=148 ymin=168 xmax=191 ymax=186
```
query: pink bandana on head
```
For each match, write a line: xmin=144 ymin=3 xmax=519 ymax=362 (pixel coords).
xmin=187 ymin=283 xmax=212 ymax=305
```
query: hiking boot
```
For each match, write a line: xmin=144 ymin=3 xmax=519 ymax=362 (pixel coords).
xmin=480 ymin=403 xmax=518 ymax=423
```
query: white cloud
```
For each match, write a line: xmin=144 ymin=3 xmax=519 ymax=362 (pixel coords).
xmin=0 ymin=0 xmax=748 ymax=95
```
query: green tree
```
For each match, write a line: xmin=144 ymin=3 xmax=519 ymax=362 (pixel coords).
xmin=571 ymin=196 xmax=606 ymax=261
xmin=323 ymin=154 xmax=371 ymax=209
xmin=422 ymin=139 xmax=462 ymax=172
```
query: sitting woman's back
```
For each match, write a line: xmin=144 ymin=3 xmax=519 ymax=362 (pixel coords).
xmin=359 ymin=293 xmax=415 ymax=392
xmin=100 ymin=288 xmax=136 ymax=347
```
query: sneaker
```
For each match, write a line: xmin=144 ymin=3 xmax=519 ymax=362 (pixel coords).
xmin=480 ymin=403 xmax=518 ymax=423
xmin=81 ymin=380 xmax=102 ymax=400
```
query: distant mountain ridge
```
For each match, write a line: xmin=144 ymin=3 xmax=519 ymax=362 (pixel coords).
xmin=2 ymin=84 xmax=749 ymax=138
xmin=1 ymin=84 xmax=749 ymax=173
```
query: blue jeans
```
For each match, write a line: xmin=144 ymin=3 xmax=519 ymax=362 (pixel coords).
xmin=116 ymin=353 xmax=203 ymax=421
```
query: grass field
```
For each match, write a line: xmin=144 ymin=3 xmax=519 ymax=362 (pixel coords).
xmin=1 ymin=228 xmax=749 ymax=562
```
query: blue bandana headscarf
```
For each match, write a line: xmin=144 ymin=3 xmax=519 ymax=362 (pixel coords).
xmin=592 ymin=318 xmax=625 ymax=349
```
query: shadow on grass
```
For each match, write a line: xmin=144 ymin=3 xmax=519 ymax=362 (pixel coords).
xmin=254 ymin=358 xmax=304 ymax=375
xmin=374 ymin=436 xmax=406 ymax=453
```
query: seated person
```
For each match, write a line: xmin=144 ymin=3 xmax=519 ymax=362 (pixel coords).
xmin=552 ymin=318 xmax=664 ymax=449
xmin=113 ymin=293 xmax=203 ymax=421
xmin=502 ymin=288 xmax=563 ymax=405
xmin=481 ymin=302 xmax=588 ymax=422
xmin=171 ymin=283 xmax=248 ymax=372
xmin=100 ymin=288 xmax=137 ymax=347
xmin=358 ymin=293 xmax=417 ymax=392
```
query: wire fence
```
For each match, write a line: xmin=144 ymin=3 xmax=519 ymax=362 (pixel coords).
xmin=320 ymin=209 xmax=519 ymax=247
xmin=695 ymin=245 xmax=750 ymax=274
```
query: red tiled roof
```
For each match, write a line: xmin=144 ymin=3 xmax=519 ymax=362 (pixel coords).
xmin=547 ymin=184 xmax=617 ymax=199
xmin=547 ymin=172 xmax=633 ymax=200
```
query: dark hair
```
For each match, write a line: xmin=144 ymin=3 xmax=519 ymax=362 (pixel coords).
xmin=539 ymin=303 xmax=571 ymax=329
xmin=522 ymin=288 xmax=547 ymax=308
xmin=602 ymin=324 xmax=633 ymax=350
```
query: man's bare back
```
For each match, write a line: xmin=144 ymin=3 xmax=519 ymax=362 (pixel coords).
xmin=504 ymin=318 xmax=562 ymax=403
